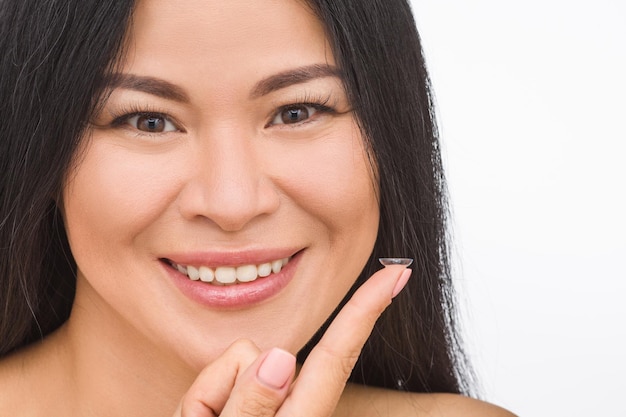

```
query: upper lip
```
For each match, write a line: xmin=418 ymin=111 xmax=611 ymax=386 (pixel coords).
xmin=159 ymin=248 xmax=302 ymax=268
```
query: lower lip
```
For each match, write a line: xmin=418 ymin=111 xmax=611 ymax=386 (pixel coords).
xmin=165 ymin=252 xmax=301 ymax=309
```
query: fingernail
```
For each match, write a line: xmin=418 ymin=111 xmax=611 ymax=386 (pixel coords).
xmin=392 ymin=268 xmax=412 ymax=298
xmin=257 ymin=348 xmax=295 ymax=390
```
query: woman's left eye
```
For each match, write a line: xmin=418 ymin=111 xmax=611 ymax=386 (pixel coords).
xmin=269 ymin=103 xmax=332 ymax=126
xmin=125 ymin=113 xmax=178 ymax=133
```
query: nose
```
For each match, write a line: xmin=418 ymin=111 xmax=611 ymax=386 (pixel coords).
xmin=177 ymin=128 xmax=280 ymax=232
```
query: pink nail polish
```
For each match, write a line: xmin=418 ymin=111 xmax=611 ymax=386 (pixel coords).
xmin=257 ymin=348 xmax=295 ymax=390
xmin=392 ymin=269 xmax=412 ymax=298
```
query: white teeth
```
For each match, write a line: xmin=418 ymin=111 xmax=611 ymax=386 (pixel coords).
xmin=215 ymin=267 xmax=237 ymax=284
xmin=271 ymin=259 xmax=283 ymax=274
xmin=199 ymin=266 xmax=214 ymax=282
xmin=257 ymin=262 xmax=272 ymax=277
xmin=170 ymin=257 xmax=291 ymax=285
xmin=187 ymin=266 xmax=200 ymax=281
xmin=236 ymin=265 xmax=258 ymax=282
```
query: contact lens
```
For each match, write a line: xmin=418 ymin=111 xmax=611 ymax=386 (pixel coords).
xmin=378 ymin=258 xmax=413 ymax=267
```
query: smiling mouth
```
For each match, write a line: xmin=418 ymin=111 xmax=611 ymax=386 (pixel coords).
xmin=164 ymin=257 xmax=291 ymax=285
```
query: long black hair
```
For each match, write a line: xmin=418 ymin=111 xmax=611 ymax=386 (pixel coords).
xmin=0 ymin=0 xmax=134 ymax=356
xmin=299 ymin=0 xmax=476 ymax=395
xmin=0 ymin=0 xmax=475 ymax=396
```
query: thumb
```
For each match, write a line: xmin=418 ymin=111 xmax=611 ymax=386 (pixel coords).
xmin=219 ymin=348 xmax=296 ymax=417
xmin=174 ymin=343 xmax=296 ymax=417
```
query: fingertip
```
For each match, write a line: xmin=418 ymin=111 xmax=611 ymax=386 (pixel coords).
xmin=256 ymin=348 xmax=296 ymax=390
xmin=369 ymin=263 xmax=412 ymax=298
xmin=391 ymin=268 xmax=412 ymax=298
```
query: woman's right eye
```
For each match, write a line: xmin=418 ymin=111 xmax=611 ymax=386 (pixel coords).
xmin=123 ymin=113 xmax=179 ymax=133
xmin=106 ymin=110 xmax=181 ymax=134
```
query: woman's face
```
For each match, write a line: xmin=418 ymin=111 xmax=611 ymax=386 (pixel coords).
xmin=62 ymin=0 xmax=379 ymax=370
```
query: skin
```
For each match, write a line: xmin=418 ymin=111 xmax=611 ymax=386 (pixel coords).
xmin=0 ymin=0 xmax=516 ymax=416
xmin=62 ymin=0 xmax=379 ymax=374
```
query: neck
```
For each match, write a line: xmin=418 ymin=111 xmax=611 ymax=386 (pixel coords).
xmin=48 ymin=283 xmax=196 ymax=416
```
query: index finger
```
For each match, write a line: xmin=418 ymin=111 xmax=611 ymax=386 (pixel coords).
xmin=279 ymin=264 xmax=412 ymax=416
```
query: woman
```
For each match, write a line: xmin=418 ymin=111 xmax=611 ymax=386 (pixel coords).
xmin=0 ymin=0 xmax=514 ymax=415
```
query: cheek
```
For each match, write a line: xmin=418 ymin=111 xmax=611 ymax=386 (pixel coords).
xmin=62 ymin=141 xmax=184 ymax=262
xmin=266 ymin=128 xmax=379 ymax=247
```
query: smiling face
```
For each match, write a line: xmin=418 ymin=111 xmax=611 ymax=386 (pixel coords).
xmin=62 ymin=0 xmax=379 ymax=371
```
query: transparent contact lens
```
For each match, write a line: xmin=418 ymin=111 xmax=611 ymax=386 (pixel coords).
xmin=378 ymin=258 xmax=413 ymax=267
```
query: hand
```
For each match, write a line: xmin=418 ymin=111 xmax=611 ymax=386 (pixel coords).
xmin=173 ymin=265 xmax=412 ymax=417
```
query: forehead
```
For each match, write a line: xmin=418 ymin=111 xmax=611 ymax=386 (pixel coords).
xmin=123 ymin=0 xmax=334 ymax=91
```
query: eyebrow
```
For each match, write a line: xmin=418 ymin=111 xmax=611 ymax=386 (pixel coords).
xmin=103 ymin=73 xmax=190 ymax=103
xmin=250 ymin=64 xmax=341 ymax=98
xmin=104 ymin=64 xmax=341 ymax=103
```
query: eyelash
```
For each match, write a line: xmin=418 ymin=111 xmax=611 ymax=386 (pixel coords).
xmin=266 ymin=93 xmax=337 ymax=128
xmin=104 ymin=93 xmax=337 ymax=134
xmin=108 ymin=104 xmax=182 ymax=133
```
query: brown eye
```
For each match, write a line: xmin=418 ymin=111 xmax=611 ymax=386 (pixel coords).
xmin=280 ymin=106 xmax=311 ymax=124
xmin=127 ymin=114 xmax=177 ymax=133
xmin=271 ymin=104 xmax=319 ymax=125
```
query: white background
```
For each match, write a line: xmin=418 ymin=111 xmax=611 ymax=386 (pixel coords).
xmin=410 ymin=1 xmax=626 ymax=416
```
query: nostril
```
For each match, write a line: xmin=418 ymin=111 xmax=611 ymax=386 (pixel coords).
xmin=176 ymin=174 xmax=280 ymax=232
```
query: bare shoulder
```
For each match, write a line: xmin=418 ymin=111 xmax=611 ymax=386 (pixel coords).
xmin=0 ymin=352 xmax=31 ymax=414
xmin=410 ymin=393 xmax=517 ymax=417
xmin=336 ymin=384 xmax=517 ymax=417
xmin=0 ymin=341 xmax=62 ymax=416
